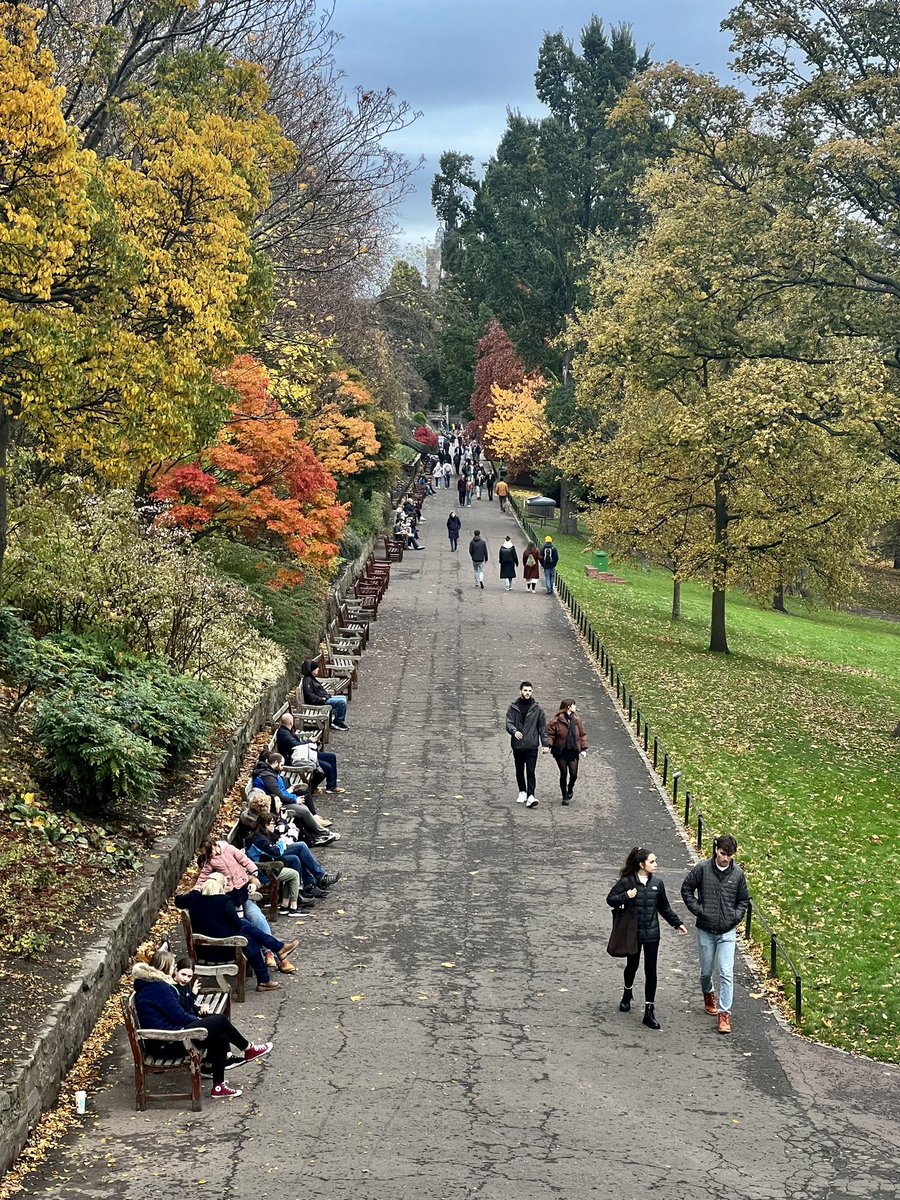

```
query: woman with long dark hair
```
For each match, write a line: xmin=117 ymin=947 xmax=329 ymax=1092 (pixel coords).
xmin=546 ymin=699 xmax=588 ymax=804
xmin=606 ymin=847 xmax=686 ymax=1029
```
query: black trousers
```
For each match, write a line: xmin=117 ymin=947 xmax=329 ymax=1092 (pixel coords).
xmin=160 ymin=1014 xmax=248 ymax=1085
xmin=623 ymin=939 xmax=660 ymax=1003
xmin=512 ymin=748 xmax=539 ymax=796
xmin=555 ymin=754 xmax=579 ymax=795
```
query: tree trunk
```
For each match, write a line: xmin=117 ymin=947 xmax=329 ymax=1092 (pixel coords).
xmin=710 ymin=587 xmax=729 ymax=653
xmin=557 ymin=475 xmax=578 ymax=536
xmin=671 ymin=577 xmax=681 ymax=621
xmin=0 ymin=410 xmax=9 ymax=582
xmin=708 ymin=475 xmax=729 ymax=653
xmin=894 ymin=549 xmax=900 ymax=570
xmin=772 ymin=584 xmax=787 ymax=612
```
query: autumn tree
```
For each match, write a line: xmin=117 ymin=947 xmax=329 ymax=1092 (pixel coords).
xmin=569 ymin=106 xmax=900 ymax=652
xmin=151 ymin=355 xmax=347 ymax=571
xmin=484 ymin=379 xmax=549 ymax=480
xmin=470 ymin=321 xmax=530 ymax=435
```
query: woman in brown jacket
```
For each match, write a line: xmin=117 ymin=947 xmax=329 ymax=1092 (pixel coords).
xmin=522 ymin=542 xmax=541 ymax=591
xmin=546 ymin=699 xmax=588 ymax=805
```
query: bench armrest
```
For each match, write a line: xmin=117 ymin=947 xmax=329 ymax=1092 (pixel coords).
xmin=138 ymin=1026 xmax=208 ymax=1043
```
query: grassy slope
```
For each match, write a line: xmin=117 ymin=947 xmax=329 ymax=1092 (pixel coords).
xmin=546 ymin=530 xmax=899 ymax=1060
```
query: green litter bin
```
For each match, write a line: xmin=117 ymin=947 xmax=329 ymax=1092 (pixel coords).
xmin=593 ymin=550 xmax=609 ymax=572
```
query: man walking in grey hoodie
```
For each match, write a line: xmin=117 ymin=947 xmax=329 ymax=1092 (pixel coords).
xmin=469 ymin=530 xmax=489 ymax=589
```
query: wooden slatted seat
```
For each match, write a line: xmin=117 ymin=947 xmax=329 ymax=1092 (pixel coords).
xmin=122 ymin=993 xmax=207 ymax=1112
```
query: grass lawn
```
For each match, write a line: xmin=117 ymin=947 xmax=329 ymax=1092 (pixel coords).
xmin=521 ymin=508 xmax=900 ymax=1060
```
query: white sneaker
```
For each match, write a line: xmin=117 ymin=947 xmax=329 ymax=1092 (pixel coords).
xmin=525 ymin=795 xmax=538 ymax=808
xmin=516 ymin=791 xmax=527 ymax=804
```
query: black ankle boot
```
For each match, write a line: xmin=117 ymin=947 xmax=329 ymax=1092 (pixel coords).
xmin=561 ymin=794 xmax=570 ymax=806
xmin=619 ymin=987 xmax=633 ymax=1012
xmin=643 ymin=1003 xmax=661 ymax=1029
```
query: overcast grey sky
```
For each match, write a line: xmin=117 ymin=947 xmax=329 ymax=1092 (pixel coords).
xmin=329 ymin=0 xmax=736 ymax=250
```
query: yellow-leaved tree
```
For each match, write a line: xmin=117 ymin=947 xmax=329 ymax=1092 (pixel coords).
xmin=484 ymin=378 xmax=549 ymax=479
xmin=0 ymin=9 xmax=296 ymax=578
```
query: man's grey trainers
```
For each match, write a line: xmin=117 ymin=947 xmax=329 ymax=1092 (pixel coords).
xmin=525 ymin=795 xmax=538 ymax=808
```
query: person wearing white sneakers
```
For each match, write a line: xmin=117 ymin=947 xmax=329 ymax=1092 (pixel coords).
xmin=134 ymin=951 xmax=274 ymax=1101
xmin=504 ymin=681 xmax=550 ymax=807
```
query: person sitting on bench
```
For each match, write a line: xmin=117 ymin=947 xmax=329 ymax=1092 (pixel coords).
xmin=300 ymin=661 xmax=350 ymax=729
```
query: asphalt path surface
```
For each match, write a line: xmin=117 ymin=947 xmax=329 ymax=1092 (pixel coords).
xmin=21 ymin=482 xmax=900 ymax=1199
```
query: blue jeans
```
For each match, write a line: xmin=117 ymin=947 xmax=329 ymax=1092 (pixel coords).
xmin=237 ymin=918 xmax=284 ymax=985
xmin=697 ymin=928 xmax=737 ymax=1013
xmin=284 ymin=842 xmax=325 ymax=890
xmin=543 ymin=566 xmax=555 ymax=593
xmin=326 ymin=695 xmax=347 ymax=723
xmin=316 ymin=750 xmax=338 ymax=790
xmin=241 ymin=899 xmax=271 ymax=937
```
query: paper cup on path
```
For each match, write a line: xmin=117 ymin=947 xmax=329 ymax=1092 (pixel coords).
xmin=74 ymin=1091 xmax=86 ymax=1114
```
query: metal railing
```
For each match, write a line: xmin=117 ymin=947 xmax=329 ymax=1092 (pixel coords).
xmin=509 ymin=493 xmax=803 ymax=1023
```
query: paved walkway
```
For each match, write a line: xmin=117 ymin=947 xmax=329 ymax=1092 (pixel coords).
xmin=21 ymin=484 xmax=900 ymax=1199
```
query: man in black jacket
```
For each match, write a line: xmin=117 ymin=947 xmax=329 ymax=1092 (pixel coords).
xmin=680 ymin=835 xmax=749 ymax=1035
xmin=504 ymin=681 xmax=549 ymax=808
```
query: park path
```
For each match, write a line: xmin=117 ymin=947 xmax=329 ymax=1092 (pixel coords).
xmin=20 ymin=480 xmax=900 ymax=1199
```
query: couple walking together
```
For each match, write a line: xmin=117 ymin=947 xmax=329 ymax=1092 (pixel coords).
xmin=504 ymin=682 xmax=587 ymax=808
xmin=606 ymin=837 xmax=749 ymax=1036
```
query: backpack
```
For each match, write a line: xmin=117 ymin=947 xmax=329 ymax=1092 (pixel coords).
xmin=542 ymin=545 xmax=555 ymax=567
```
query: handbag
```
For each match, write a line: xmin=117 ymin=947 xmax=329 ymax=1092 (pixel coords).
xmin=606 ymin=903 xmax=639 ymax=957
xmin=290 ymin=741 xmax=318 ymax=766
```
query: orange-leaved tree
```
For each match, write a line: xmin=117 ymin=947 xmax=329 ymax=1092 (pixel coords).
xmin=305 ymin=370 xmax=381 ymax=479
xmin=151 ymin=356 xmax=347 ymax=570
xmin=484 ymin=378 xmax=549 ymax=479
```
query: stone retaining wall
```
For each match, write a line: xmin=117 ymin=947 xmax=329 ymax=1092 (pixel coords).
xmin=0 ymin=524 xmax=387 ymax=1179
xmin=0 ymin=670 xmax=289 ymax=1177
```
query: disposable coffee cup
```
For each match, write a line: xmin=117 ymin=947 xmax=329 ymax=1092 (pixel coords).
xmin=74 ymin=1091 xmax=86 ymax=1114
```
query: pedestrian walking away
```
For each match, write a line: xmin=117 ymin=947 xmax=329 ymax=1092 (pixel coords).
xmin=457 ymin=475 xmax=467 ymax=506
xmin=541 ymin=536 xmax=559 ymax=593
xmin=680 ymin=835 xmax=749 ymax=1035
xmin=546 ymin=699 xmax=588 ymax=804
xmin=504 ymin=681 xmax=549 ymax=807
xmin=499 ymin=534 xmax=519 ymax=590
xmin=522 ymin=541 xmax=540 ymax=591
xmin=607 ymin=848 xmax=687 ymax=1030
xmin=465 ymin=476 xmax=475 ymax=507
xmin=446 ymin=509 xmax=461 ymax=552
xmin=442 ymin=461 xmax=452 ymax=488
xmin=495 ymin=478 xmax=509 ymax=512
xmin=469 ymin=529 xmax=489 ymax=589
xmin=486 ymin=468 xmax=496 ymax=501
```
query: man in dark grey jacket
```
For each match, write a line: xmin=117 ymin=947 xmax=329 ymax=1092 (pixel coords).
xmin=504 ymin=681 xmax=549 ymax=808
xmin=469 ymin=530 xmax=489 ymax=589
xmin=680 ymin=835 xmax=749 ymax=1035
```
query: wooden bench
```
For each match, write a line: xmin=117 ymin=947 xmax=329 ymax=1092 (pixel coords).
xmin=337 ymin=603 xmax=371 ymax=644
xmin=122 ymin=992 xmax=207 ymax=1112
xmin=383 ymin=536 xmax=404 ymax=562
xmin=290 ymin=700 xmax=333 ymax=744
xmin=328 ymin=617 xmax=365 ymax=656
xmin=180 ymin=910 xmax=248 ymax=1003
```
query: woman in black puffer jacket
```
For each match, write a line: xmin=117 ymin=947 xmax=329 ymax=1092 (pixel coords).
xmin=606 ymin=847 xmax=686 ymax=1030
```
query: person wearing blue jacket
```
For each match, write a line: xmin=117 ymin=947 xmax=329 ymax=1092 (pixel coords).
xmin=132 ymin=951 xmax=271 ymax=1099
